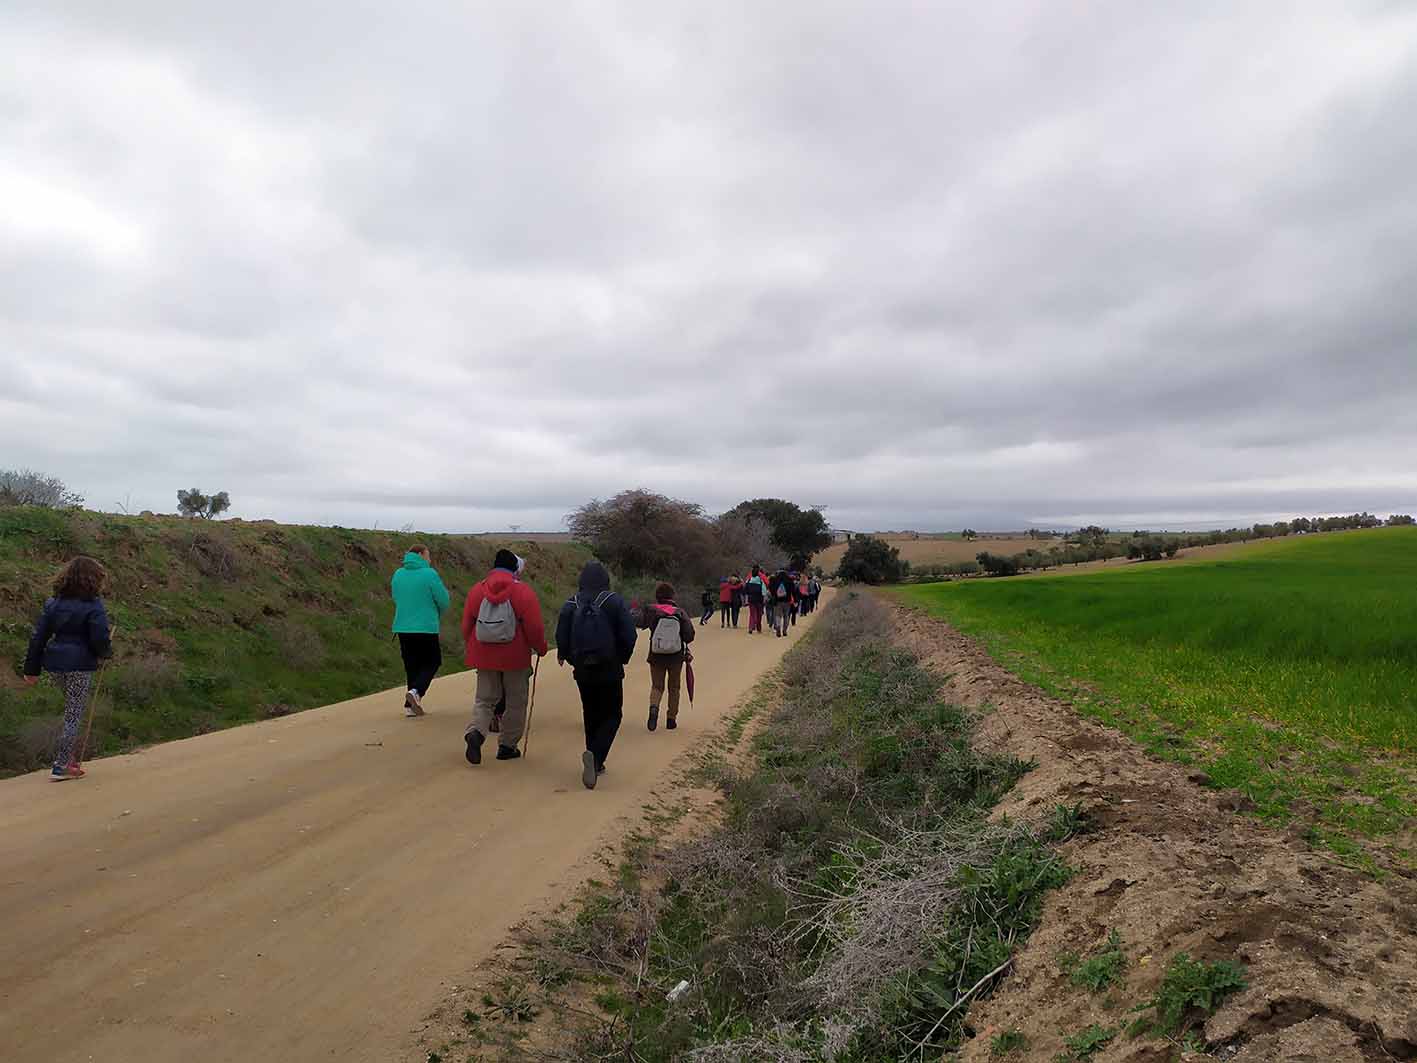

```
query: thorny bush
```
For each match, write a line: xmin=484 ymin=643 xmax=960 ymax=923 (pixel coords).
xmin=542 ymin=592 xmax=1068 ymax=1062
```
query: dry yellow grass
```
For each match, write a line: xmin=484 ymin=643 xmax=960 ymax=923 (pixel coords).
xmin=815 ymin=534 xmax=1042 ymax=571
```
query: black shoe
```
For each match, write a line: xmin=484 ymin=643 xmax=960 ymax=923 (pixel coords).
xmin=582 ymin=750 xmax=597 ymax=789
xmin=648 ymin=707 xmax=659 ymax=732
xmin=666 ymin=717 xmax=677 ymax=731
xmin=465 ymin=730 xmax=484 ymax=765
xmin=496 ymin=745 xmax=521 ymax=760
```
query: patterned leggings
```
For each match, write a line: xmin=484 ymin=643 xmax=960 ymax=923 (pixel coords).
xmin=52 ymin=671 xmax=94 ymax=772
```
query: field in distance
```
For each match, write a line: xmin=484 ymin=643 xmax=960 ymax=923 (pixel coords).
xmin=815 ymin=533 xmax=1042 ymax=570
xmin=892 ymin=527 xmax=1417 ymax=871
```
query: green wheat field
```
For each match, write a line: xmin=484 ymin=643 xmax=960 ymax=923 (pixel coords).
xmin=894 ymin=527 xmax=1417 ymax=871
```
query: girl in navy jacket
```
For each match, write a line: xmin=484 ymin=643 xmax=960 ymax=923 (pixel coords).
xmin=24 ymin=556 xmax=114 ymax=780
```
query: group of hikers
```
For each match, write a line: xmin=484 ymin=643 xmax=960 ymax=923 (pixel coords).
xmin=23 ymin=545 xmax=814 ymax=791
xmin=388 ymin=546 xmax=751 ymax=788
xmin=699 ymin=567 xmax=822 ymax=637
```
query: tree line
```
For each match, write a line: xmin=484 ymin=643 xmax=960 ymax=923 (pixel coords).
xmin=566 ymin=490 xmax=832 ymax=589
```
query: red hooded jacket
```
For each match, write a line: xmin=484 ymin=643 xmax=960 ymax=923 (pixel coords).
xmin=461 ymin=569 xmax=548 ymax=670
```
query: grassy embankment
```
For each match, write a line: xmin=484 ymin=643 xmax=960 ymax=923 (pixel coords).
xmin=893 ymin=527 xmax=1417 ymax=870
xmin=430 ymin=593 xmax=1099 ymax=1061
xmin=0 ymin=506 xmax=589 ymax=775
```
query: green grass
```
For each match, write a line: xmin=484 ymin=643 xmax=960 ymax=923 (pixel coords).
xmin=0 ymin=506 xmax=589 ymax=774
xmin=1061 ymin=929 xmax=1127 ymax=993
xmin=892 ymin=528 xmax=1417 ymax=869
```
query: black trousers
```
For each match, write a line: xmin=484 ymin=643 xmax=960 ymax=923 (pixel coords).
xmin=397 ymin=633 xmax=442 ymax=696
xmin=575 ymin=676 xmax=623 ymax=771
xmin=730 ymin=602 xmax=741 ymax=627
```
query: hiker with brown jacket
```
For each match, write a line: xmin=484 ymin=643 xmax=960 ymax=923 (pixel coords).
xmin=636 ymin=582 xmax=695 ymax=733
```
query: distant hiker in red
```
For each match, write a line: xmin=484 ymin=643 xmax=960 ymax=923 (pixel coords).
xmin=460 ymin=549 xmax=547 ymax=765
xmin=729 ymin=574 xmax=744 ymax=628
xmin=717 ymin=577 xmax=733 ymax=627
xmin=637 ymin=582 xmax=695 ymax=733
xmin=23 ymin=556 xmax=114 ymax=781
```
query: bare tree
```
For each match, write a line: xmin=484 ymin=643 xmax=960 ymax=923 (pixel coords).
xmin=0 ymin=468 xmax=84 ymax=509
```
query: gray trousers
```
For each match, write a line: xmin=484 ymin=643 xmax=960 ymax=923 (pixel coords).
xmin=467 ymin=668 xmax=531 ymax=748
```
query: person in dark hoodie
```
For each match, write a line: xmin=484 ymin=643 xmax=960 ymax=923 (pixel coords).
xmin=769 ymin=569 xmax=797 ymax=637
xmin=637 ymin=582 xmax=696 ymax=733
xmin=389 ymin=544 xmax=450 ymax=717
xmin=556 ymin=561 xmax=637 ymax=790
xmin=461 ymin=549 xmax=548 ymax=765
xmin=23 ymin=556 xmax=114 ymax=781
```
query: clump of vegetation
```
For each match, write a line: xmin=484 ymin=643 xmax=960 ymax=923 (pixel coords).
xmin=1060 ymin=929 xmax=1126 ymax=992
xmin=837 ymin=533 xmax=909 ymax=583
xmin=176 ymin=487 xmax=231 ymax=520
xmin=896 ymin=528 xmax=1417 ymax=868
xmin=990 ymin=1028 xmax=1028 ymax=1055
xmin=1128 ymin=953 xmax=1246 ymax=1037
xmin=0 ymin=468 xmax=84 ymax=509
xmin=517 ymin=593 xmax=1066 ymax=1060
xmin=1055 ymin=1023 xmax=1118 ymax=1060
xmin=567 ymin=490 xmax=831 ymax=589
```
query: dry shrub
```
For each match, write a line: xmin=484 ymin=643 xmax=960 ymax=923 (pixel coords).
xmin=17 ymin=716 xmax=59 ymax=765
xmin=268 ymin=618 xmax=327 ymax=668
xmin=109 ymin=652 xmax=181 ymax=707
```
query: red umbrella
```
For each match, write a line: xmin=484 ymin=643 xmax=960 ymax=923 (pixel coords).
xmin=685 ymin=658 xmax=695 ymax=704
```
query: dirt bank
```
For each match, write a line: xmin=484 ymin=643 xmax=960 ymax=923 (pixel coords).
xmin=887 ymin=601 xmax=1417 ymax=1062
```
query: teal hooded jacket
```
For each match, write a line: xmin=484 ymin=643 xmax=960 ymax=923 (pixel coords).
xmin=391 ymin=552 xmax=451 ymax=634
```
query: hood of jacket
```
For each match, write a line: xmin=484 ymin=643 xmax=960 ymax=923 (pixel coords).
xmin=402 ymin=551 xmax=430 ymax=571
xmin=482 ymin=568 xmax=517 ymax=603
xmin=578 ymin=561 xmax=611 ymax=597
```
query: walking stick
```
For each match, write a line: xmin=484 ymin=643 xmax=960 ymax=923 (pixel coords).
xmin=522 ymin=655 xmax=541 ymax=758
xmin=74 ymin=661 xmax=110 ymax=768
xmin=74 ymin=626 xmax=117 ymax=768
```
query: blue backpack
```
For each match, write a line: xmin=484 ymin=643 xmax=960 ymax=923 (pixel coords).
xmin=569 ymin=590 xmax=616 ymax=667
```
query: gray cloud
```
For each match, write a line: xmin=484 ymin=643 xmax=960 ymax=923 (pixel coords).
xmin=3 ymin=1 xmax=1416 ymax=534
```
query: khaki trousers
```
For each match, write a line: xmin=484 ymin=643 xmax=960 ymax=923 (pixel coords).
xmin=468 ymin=668 xmax=531 ymax=747
xmin=649 ymin=659 xmax=683 ymax=719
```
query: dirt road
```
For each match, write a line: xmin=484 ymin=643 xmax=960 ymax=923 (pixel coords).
xmin=0 ymin=602 xmax=824 ymax=1062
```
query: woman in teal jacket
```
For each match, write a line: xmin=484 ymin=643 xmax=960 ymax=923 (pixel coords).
xmin=390 ymin=545 xmax=450 ymax=717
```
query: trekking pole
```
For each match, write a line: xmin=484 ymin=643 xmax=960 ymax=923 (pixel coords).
xmin=74 ymin=662 xmax=111 ymax=768
xmin=523 ymin=655 xmax=541 ymax=759
xmin=75 ymin=626 xmax=117 ymax=767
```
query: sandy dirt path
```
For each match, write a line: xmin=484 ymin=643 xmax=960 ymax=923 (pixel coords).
xmin=0 ymin=601 xmax=824 ymax=1062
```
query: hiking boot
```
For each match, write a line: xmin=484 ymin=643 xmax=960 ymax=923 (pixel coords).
xmin=582 ymin=750 xmax=597 ymax=790
xmin=405 ymin=690 xmax=424 ymax=717
xmin=496 ymin=745 xmax=521 ymax=761
xmin=51 ymin=763 xmax=85 ymax=782
xmin=647 ymin=706 xmax=659 ymax=732
xmin=489 ymin=712 xmax=501 ymax=734
xmin=465 ymin=729 xmax=485 ymax=765
xmin=666 ymin=717 xmax=677 ymax=731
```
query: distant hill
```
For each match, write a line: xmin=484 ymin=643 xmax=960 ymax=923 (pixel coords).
xmin=0 ymin=506 xmax=589 ymax=775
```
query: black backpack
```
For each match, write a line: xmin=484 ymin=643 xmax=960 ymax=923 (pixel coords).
xmin=569 ymin=591 xmax=616 ymax=667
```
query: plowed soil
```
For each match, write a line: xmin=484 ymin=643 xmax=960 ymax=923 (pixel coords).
xmin=887 ymin=602 xmax=1417 ymax=1062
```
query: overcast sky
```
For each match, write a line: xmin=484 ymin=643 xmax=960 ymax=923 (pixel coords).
xmin=4 ymin=2 xmax=1416 ymax=533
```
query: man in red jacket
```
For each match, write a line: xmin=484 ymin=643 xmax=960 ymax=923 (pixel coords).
xmin=460 ymin=549 xmax=548 ymax=764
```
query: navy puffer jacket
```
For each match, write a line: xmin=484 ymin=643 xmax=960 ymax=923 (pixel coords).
xmin=24 ymin=597 xmax=113 ymax=675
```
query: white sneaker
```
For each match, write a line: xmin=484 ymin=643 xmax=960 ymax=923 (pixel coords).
xmin=404 ymin=690 xmax=424 ymax=717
